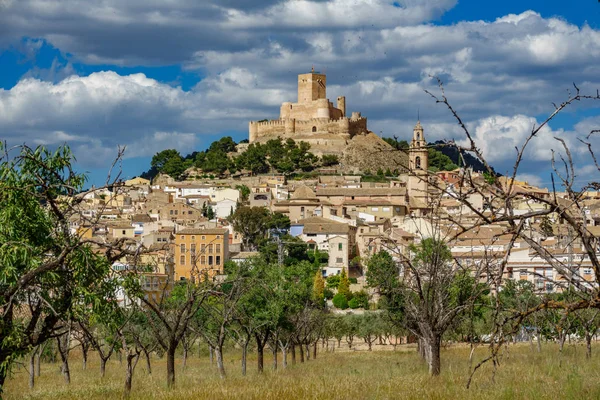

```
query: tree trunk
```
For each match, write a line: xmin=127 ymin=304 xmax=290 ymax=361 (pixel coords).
xmin=257 ymin=345 xmax=264 ymax=373
xmin=143 ymin=349 xmax=152 ymax=375
xmin=281 ymin=344 xmax=288 ymax=368
xmin=559 ymin=332 xmax=566 ymax=353
xmin=82 ymin=346 xmax=88 ymax=371
xmin=241 ymin=343 xmax=248 ymax=376
xmin=312 ymin=342 xmax=317 ymax=359
xmin=166 ymin=345 xmax=176 ymax=388
xmin=425 ymin=335 xmax=441 ymax=376
xmin=57 ymin=337 xmax=71 ymax=385
xmin=291 ymin=343 xmax=296 ymax=365
xmin=272 ymin=345 xmax=278 ymax=370
xmin=299 ymin=343 xmax=304 ymax=363
xmin=35 ymin=351 xmax=41 ymax=377
xmin=215 ymin=346 xmax=226 ymax=379
xmin=123 ymin=353 xmax=139 ymax=399
xmin=209 ymin=345 xmax=214 ymax=365
xmin=337 ymin=338 xmax=341 ymax=348
xmin=536 ymin=328 xmax=542 ymax=353
xmin=586 ymin=332 xmax=592 ymax=359
xmin=182 ymin=346 xmax=188 ymax=370
xmin=100 ymin=357 xmax=107 ymax=377
xmin=305 ymin=343 xmax=310 ymax=361
xmin=29 ymin=350 xmax=36 ymax=389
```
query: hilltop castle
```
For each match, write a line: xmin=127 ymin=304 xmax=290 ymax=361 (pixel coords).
xmin=248 ymin=69 xmax=368 ymax=155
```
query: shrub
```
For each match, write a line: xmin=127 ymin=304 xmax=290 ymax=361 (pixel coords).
xmin=326 ymin=275 xmax=341 ymax=288
xmin=353 ymin=290 xmax=370 ymax=309
xmin=348 ymin=297 xmax=359 ymax=309
xmin=324 ymin=287 xmax=334 ymax=300
xmin=349 ymin=277 xmax=358 ymax=284
xmin=332 ymin=293 xmax=348 ymax=309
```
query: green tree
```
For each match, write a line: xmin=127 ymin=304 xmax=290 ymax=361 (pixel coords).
xmin=236 ymin=184 xmax=251 ymax=203
xmin=367 ymin=243 xmax=486 ymax=376
xmin=151 ymin=149 xmax=186 ymax=179
xmin=228 ymin=206 xmax=270 ymax=251
xmin=321 ymin=154 xmax=339 ymax=167
xmin=0 ymin=144 xmax=128 ymax=391
xmin=206 ymin=205 xmax=215 ymax=220
xmin=332 ymin=293 xmax=348 ymax=309
xmin=539 ymin=216 xmax=554 ymax=237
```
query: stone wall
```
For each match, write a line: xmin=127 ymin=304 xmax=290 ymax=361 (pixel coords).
xmin=249 ymin=116 xmax=368 ymax=145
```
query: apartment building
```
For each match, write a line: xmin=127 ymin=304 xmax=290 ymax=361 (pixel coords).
xmin=174 ymin=228 xmax=229 ymax=281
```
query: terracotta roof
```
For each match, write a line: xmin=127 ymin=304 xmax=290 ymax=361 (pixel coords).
xmin=177 ymin=228 xmax=229 ymax=235
xmin=132 ymin=214 xmax=154 ymax=223
xmin=316 ymin=187 xmax=406 ymax=196
xmin=292 ymin=185 xmax=317 ymax=200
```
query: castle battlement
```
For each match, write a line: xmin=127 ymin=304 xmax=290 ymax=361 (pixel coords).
xmin=249 ymin=71 xmax=368 ymax=144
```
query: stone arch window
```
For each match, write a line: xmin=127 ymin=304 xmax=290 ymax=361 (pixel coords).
xmin=416 ymin=132 xmax=420 ymax=140
xmin=312 ymin=126 xmax=317 ymax=132
xmin=415 ymin=156 xmax=421 ymax=169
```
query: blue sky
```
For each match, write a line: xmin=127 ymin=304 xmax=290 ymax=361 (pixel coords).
xmin=1 ymin=0 xmax=599 ymax=188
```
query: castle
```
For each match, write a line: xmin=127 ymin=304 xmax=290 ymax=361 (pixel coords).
xmin=248 ymin=69 xmax=368 ymax=155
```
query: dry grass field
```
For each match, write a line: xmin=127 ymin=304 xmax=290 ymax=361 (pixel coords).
xmin=4 ymin=343 xmax=600 ymax=399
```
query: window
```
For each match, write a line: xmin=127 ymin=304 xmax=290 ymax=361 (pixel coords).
xmin=188 ymin=211 xmax=192 ymax=215
xmin=122 ymin=230 xmax=126 ymax=235
xmin=190 ymin=244 xmax=196 ymax=255
xmin=201 ymin=235 xmax=206 ymax=240
xmin=180 ymin=255 xmax=185 ymax=265
xmin=201 ymin=256 xmax=206 ymax=265
xmin=382 ymin=207 xmax=390 ymax=212
xmin=152 ymin=278 xmax=159 ymax=290
xmin=312 ymin=126 xmax=317 ymax=132
xmin=191 ymin=236 xmax=195 ymax=240
xmin=170 ymin=210 xmax=174 ymax=215
xmin=216 ymin=235 xmax=220 ymax=239
xmin=415 ymin=156 xmax=421 ymax=169
xmin=208 ymin=256 xmax=213 ymax=265
xmin=180 ymin=244 xmax=185 ymax=253
xmin=209 ymin=244 xmax=214 ymax=253
xmin=175 ymin=210 xmax=178 ymax=215
xmin=372 ymin=207 xmax=379 ymax=212
xmin=216 ymin=244 xmax=221 ymax=253
xmin=216 ymin=256 xmax=221 ymax=265
xmin=180 ymin=236 xmax=184 ymax=240
xmin=584 ymin=269 xmax=593 ymax=275
xmin=201 ymin=244 xmax=206 ymax=253
xmin=336 ymin=257 xmax=343 ymax=264
xmin=338 ymin=243 xmax=343 ymax=251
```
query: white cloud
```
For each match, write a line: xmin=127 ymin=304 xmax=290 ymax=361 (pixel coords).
xmin=1 ymin=4 xmax=600 ymax=182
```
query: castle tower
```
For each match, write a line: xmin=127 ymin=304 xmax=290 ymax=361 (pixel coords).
xmin=298 ymin=69 xmax=326 ymax=104
xmin=408 ymin=121 xmax=429 ymax=205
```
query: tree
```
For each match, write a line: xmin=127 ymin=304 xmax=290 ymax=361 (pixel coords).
xmin=228 ymin=206 xmax=270 ymax=251
xmin=236 ymin=184 xmax=251 ymax=203
xmin=367 ymin=244 xmax=486 ymax=376
xmin=321 ymin=154 xmax=339 ymax=167
xmin=0 ymin=144 xmax=133 ymax=392
xmin=312 ymin=269 xmax=325 ymax=305
xmin=539 ymin=216 xmax=554 ymax=238
xmin=332 ymin=293 xmax=348 ymax=309
xmin=337 ymin=268 xmax=351 ymax=299
xmin=151 ymin=149 xmax=186 ymax=179
xmin=420 ymin=78 xmax=600 ymax=386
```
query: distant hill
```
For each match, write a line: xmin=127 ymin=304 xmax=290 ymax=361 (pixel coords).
xmin=430 ymin=140 xmax=494 ymax=174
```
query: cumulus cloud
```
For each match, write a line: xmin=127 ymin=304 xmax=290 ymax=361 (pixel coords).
xmin=1 ymin=3 xmax=600 ymax=183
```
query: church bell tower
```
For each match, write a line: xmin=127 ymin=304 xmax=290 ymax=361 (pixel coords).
xmin=408 ymin=121 xmax=429 ymax=205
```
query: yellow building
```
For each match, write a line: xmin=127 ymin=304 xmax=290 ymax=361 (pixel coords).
xmin=174 ymin=228 xmax=229 ymax=281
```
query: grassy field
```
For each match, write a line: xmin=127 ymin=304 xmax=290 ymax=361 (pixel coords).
xmin=4 ymin=343 xmax=600 ymax=399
